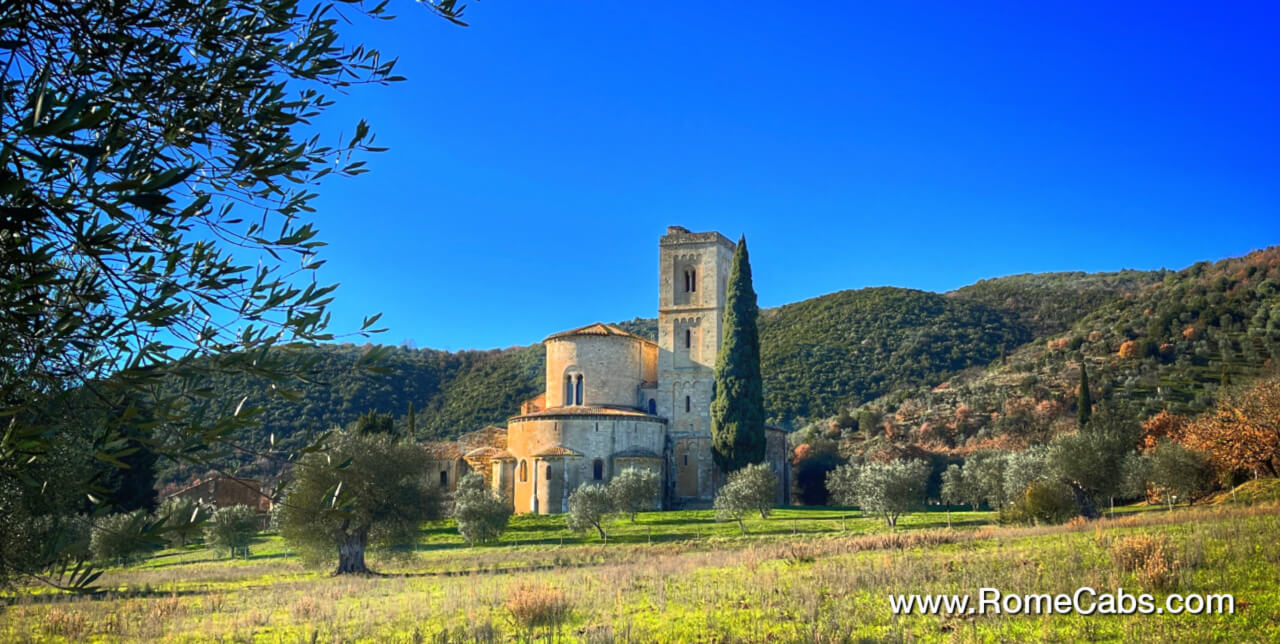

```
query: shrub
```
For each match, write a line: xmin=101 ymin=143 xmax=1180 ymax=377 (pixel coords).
xmin=1003 ymin=481 xmax=1077 ymax=525
xmin=89 ymin=510 xmax=157 ymax=566
xmin=505 ymin=582 xmax=571 ymax=637
xmin=607 ymin=467 xmax=660 ymax=521
xmin=452 ymin=473 xmax=511 ymax=545
xmin=566 ymin=483 xmax=612 ymax=539
xmin=204 ymin=505 xmax=259 ymax=559
xmin=714 ymin=463 xmax=779 ymax=534
xmin=1109 ymin=534 xmax=1181 ymax=590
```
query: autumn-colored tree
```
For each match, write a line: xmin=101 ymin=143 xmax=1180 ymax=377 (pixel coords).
xmin=1178 ymin=375 xmax=1280 ymax=477
xmin=1117 ymin=340 xmax=1140 ymax=359
xmin=1140 ymin=410 xmax=1189 ymax=454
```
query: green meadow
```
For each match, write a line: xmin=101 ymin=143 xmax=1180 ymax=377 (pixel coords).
xmin=4 ymin=501 xmax=1278 ymax=643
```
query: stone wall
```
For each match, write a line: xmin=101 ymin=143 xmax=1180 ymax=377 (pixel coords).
xmin=506 ymin=414 xmax=667 ymax=514
xmin=545 ymin=335 xmax=653 ymax=409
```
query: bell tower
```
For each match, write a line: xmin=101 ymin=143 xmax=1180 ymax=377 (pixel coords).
xmin=657 ymin=226 xmax=735 ymax=503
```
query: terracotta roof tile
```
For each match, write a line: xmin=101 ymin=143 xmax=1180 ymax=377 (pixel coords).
xmin=543 ymin=322 xmax=656 ymax=346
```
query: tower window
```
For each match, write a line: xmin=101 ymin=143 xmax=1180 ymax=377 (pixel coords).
xmin=683 ymin=454 xmax=688 ymax=466
xmin=439 ymin=470 xmax=448 ymax=487
xmin=546 ymin=464 xmax=553 ymax=480
xmin=685 ymin=328 xmax=691 ymax=349
xmin=575 ymin=374 xmax=584 ymax=405
xmin=564 ymin=375 xmax=573 ymax=407
xmin=519 ymin=460 xmax=528 ymax=482
xmin=685 ymin=395 xmax=691 ymax=413
xmin=593 ymin=459 xmax=604 ymax=480
xmin=683 ymin=268 xmax=697 ymax=293
xmin=648 ymin=398 xmax=656 ymax=415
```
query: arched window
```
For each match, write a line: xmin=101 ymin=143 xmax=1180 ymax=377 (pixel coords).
xmin=685 ymin=328 xmax=691 ymax=349
xmin=648 ymin=398 xmax=657 ymax=415
xmin=575 ymin=374 xmax=584 ymax=405
xmin=690 ymin=268 xmax=696 ymax=292
xmin=683 ymin=269 xmax=690 ymax=293
xmin=518 ymin=460 xmax=528 ymax=482
xmin=593 ymin=459 xmax=604 ymax=480
xmin=439 ymin=470 xmax=448 ymax=487
xmin=545 ymin=464 xmax=553 ymax=480
xmin=685 ymin=395 xmax=691 ymax=413
xmin=564 ymin=375 xmax=573 ymax=406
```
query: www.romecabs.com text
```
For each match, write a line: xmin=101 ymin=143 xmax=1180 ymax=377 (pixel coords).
xmin=889 ymin=587 xmax=1235 ymax=616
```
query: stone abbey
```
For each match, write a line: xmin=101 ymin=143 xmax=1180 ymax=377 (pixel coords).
xmin=428 ymin=227 xmax=789 ymax=513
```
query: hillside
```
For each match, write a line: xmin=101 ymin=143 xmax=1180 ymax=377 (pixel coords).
xmin=839 ymin=247 xmax=1280 ymax=454
xmin=163 ymin=246 xmax=1280 ymax=485
xmin=757 ymin=288 xmax=1029 ymax=424
xmin=948 ymin=269 xmax=1164 ymax=336
xmin=165 ymin=290 xmax=1032 ymax=484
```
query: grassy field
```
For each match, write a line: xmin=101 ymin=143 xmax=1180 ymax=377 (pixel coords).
xmin=3 ymin=502 xmax=1278 ymax=643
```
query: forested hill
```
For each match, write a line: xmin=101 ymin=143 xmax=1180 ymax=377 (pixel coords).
xmin=162 ymin=250 xmax=1276 ymax=485
xmin=840 ymin=247 xmax=1280 ymax=456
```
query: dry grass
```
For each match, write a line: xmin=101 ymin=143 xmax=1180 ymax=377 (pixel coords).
xmin=3 ymin=502 xmax=1278 ymax=642
xmin=504 ymin=582 xmax=573 ymax=637
xmin=1108 ymin=534 xmax=1182 ymax=590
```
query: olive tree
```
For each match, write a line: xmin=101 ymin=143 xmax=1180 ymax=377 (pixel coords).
xmin=607 ymin=467 xmax=661 ymax=521
xmin=1002 ymin=447 xmax=1048 ymax=503
xmin=204 ymin=505 xmax=260 ymax=559
xmin=1146 ymin=441 xmax=1216 ymax=508
xmin=566 ymin=483 xmax=613 ymax=539
xmin=452 ymin=473 xmax=511 ymax=545
xmin=963 ymin=451 xmax=1009 ymax=510
xmin=89 ymin=510 xmax=159 ymax=567
xmin=1045 ymin=406 xmax=1141 ymax=518
xmin=278 ymin=433 xmax=443 ymax=574
xmin=714 ymin=463 xmax=779 ymax=534
xmin=939 ymin=464 xmax=964 ymax=527
xmin=158 ymin=496 xmax=213 ymax=548
xmin=0 ymin=0 xmax=464 ymax=589
xmin=827 ymin=459 xmax=930 ymax=528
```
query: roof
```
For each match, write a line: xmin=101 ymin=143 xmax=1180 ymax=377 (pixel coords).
xmin=612 ymin=448 xmax=662 ymax=459
xmin=464 ymin=446 xmax=513 ymax=461
xmin=421 ymin=442 xmax=461 ymax=460
xmin=508 ymin=406 xmax=666 ymax=423
xmin=532 ymin=446 xmax=584 ymax=458
xmin=162 ymin=474 xmax=260 ymax=500
xmin=543 ymin=322 xmax=656 ymax=346
xmin=457 ymin=425 xmax=508 ymax=452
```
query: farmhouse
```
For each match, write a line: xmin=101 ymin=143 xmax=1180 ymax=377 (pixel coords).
xmin=427 ymin=227 xmax=789 ymax=514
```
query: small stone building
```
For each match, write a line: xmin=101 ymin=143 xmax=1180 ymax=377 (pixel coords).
xmin=165 ymin=475 xmax=269 ymax=512
xmin=430 ymin=227 xmax=790 ymax=514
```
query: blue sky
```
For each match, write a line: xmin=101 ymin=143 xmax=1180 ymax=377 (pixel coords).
xmin=303 ymin=1 xmax=1280 ymax=350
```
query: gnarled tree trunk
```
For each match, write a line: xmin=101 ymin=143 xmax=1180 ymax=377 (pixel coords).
xmin=1067 ymin=482 xmax=1100 ymax=519
xmin=335 ymin=526 xmax=370 ymax=575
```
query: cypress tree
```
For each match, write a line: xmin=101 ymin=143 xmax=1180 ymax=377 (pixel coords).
xmin=407 ymin=402 xmax=417 ymax=440
xmin=711 ymin=236 xmax=766 ymax=473
xmin=1078 ymin=361 xmax=1092 ymax=428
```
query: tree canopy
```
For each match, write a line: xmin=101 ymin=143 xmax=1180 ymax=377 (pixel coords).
xmin=277 ymin=432 xmax=443 ymax=574
xmin=0 ymin=0 xmax=464 ymax=588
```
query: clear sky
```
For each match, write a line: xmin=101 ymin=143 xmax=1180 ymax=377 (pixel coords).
xmin=303 ymin=1 xmax=1280 ymax=350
